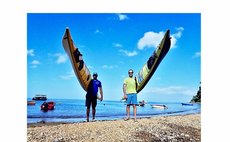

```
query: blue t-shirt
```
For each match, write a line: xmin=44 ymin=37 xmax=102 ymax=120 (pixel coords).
xmin=87 ymin=79 xmax=102 ymax=96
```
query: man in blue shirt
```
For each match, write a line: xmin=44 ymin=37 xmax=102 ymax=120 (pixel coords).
xmin=86 ymin=73 xmax=103 ymax=122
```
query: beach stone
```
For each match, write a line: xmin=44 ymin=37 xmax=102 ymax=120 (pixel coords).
xmin=27 ymin=114 xmax=200 ymax=142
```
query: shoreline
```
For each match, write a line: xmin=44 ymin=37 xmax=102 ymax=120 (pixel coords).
xmin=27 ymin=108 xmax=200 ymax=126
xmin=27 ymin=112 xmax=199 ymax=127
xmin=27 ymin=113 xmax=200 ymax=141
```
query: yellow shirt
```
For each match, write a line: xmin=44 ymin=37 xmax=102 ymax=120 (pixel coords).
xmin=124 ymin=77 xmax=137 ymax=94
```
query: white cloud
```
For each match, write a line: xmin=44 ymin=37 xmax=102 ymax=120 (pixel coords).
xmin=54 ymin=53 xmax=67 ymax=64
xmin=60 ymin=71 xmax=75 ymax=80
xmin=30 ymin=60 xmax=40 ymax=68
xmin=117 ymin=14 xmax=128 ymax=21
xmin=143 ymin=86 xmax=196 ymax=96
xmin=137 ymin=31 xmax=165 ymax=50
xmin=95 ymin=29 xmax=102 ymax=34
xmin=27 ymin=49 xmax=35 ymax=56
xmin=102 ymin=65 xmax=118 ymax=69
xmin=113 ymin=43 xmax=123 ymax=48
xmin=192 ymin=52 xmax=201 ymax=58
xmin=119 ymin=49 xmax=138 ymax=57
xmin=171 ymin=27 xmax=184 ymax=48
xmin=170 ymin=36 xmax=177 ymax=49
xmin=31 ymin=60 xmax=40 ymax=65
xmin=137 ymin=27 xmax=184 ymax=50
xmin=175 ymin=27 xmax=184 ymax=33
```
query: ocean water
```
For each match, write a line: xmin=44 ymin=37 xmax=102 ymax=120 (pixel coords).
xmin=27 ymin=98 xmax=201 ymax=124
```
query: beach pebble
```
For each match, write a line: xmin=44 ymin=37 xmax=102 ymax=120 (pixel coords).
xmin=27 ymin=114 xmax=200 ymax=142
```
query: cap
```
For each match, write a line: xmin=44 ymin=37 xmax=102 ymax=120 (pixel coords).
xmin=93 ymin=72 xmax=98 ymax=77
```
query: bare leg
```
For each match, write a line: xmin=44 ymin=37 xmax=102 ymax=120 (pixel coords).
xmin=133 ymin=105 xmax=137 ymax=121
xmin=126 ymin=105 xmax=130 ymax=119
xmin=92 ymin=108 xmax=96 ymax=120
xmin=86 ymin=108 xmax=90 ymax=122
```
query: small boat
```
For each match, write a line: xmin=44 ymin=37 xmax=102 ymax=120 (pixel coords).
xmin=181 ymin=103 xmax=193 ymax=106
xmin=32 ymin=94 xmax=47 ymax=101
xmin=120 ymin=98 xmax=127 ymax=102
xmin=41 ymin=101 xmax=55 ymax=111
xmin=139 ymin=103 xmax=145 ymax=107
xmin=138 ymin=100 xmax=146 ymax=107
xmin=27 ymin=100 xmax=36 ymax=105
xmin=151 ymin=104 xmax=168 ymax=109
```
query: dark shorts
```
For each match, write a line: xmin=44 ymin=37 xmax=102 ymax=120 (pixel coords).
xmin=85 ymin=95 xmax=97 ymax=109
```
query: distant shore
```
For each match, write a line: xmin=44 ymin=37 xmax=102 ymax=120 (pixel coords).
xmin=27 ymin=113 xmax=200 ymax=141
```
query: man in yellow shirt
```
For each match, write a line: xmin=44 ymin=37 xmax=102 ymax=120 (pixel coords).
xmin=123 ymin=69 xmax=138 ymax=122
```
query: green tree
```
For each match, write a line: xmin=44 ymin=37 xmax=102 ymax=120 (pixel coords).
xmin=191 ymin=82 xmax=201 ymax=103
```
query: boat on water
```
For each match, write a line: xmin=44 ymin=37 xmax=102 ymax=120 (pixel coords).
xmin=138 ymin=100 xmax=146 ymax=107
xmin=120 ymin=98 xmax=127 ymax=103
xmin=181 ymin=103 xmax=193 ymax=106
xmin=32 ymin=94 xmax=47 ymax=101
xmin=151 ymin=104 xmax=168 ymax=109
xmin=41 ymin=101 xmax=55 ymax=112
xmin=27 ymin=100 xmax=36 ymax=105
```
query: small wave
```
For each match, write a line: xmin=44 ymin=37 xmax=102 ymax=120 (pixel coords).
xmin=27 ymin=115 xmax=84 ymax=119
xmin=28 ymin=108 xmax=200 ymax=119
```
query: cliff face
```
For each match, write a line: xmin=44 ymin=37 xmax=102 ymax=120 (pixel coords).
xmin=191 ymin=83 xmax=201 ymax=103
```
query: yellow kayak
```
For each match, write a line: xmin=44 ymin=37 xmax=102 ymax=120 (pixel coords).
xmin=62 ymin=28 xmax=92 ymax=92
xmin=136 ymin=29 xmax=171 ymax=93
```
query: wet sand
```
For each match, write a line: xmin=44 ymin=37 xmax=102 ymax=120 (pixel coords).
xmin=27 ymin=113 xmax=200 ymax=142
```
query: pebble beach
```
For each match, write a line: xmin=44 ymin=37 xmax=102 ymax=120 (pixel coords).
xmin=27 ymin=113 xmax=200 ymax=142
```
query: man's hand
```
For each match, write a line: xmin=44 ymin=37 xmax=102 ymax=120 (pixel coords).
xmin=100 ymin=96 xmax=103 ymax=101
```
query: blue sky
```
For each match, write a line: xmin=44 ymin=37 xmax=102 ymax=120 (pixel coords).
xmin=27 ymin=13 xmax=201 ymax=102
